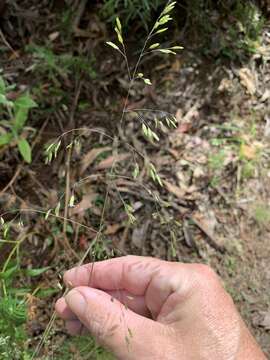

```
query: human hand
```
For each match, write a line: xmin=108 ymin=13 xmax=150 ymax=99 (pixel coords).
xmin=55 ymin=256 xmax=266 ymax=360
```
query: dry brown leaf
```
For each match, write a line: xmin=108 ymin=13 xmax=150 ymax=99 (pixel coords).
xmin=49 ymin=31 xmax=60 ymax=41
xmin=154 ymin=155 xmax=173 ymax=167
xmin=177 ymin=122 xmax=192 ymax=134
xmin=168 ymin=148 xmax=180 ymax=159
xmin=105 ymin=223 xmax=122 ymax=235
xmin=261 ymin=89 xmax=270 ymax=102
xmin=78 ymin=234 xmax=88 ymax=251
xmin=264 ymin=115 xmax=270 ymax=138
xmin=240 ymin=143 xmax=257 ymax=160
xmin=218 ymin=78 xmax=233 ymax=92
xmin=260 ymin=311 xmax=270 ymax=330
xmin=132 ymin=221 xmax=150 ymax=248
xmin=70 ymin=193 xmax=98 ymax=216
xmin=192 ymin=212 xmax=225 ymax=252
xmin=182 ymin=102 xmax=200 ymax=122
xmin=47 ymin=189 xmax=58 ymax=208
xmin=175 ymin=108 xmax=183 ymax=122
xmin=193 ymin=166 xmax=205 ymax=178
xmin=238 ymin=68 xmax=256 ymax=95
xmin=193 ymin=211 xmax=217 ymax=236
xmin=80 ymin=147 xmax=111 ymax=174
xmin=95 ymin=153 xmax=130 ymax=170
xmin=164 ymin=180 xmax=186 ymax=199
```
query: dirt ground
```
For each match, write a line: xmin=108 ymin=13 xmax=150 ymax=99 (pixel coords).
xmin=0 ymin=1 xmax=269 ymax=358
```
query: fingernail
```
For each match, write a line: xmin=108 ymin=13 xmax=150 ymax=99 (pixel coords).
xmin=63 ymin=270 xmax=74 ymax=286
xmin=65 ymin=289 xmax=86 ymax=317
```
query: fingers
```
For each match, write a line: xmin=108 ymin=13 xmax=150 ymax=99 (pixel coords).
xmin=63 ymin=255 xmax=165 ymax=295
xmin=56 ymin=289 xmax=150 ymax=321
xmin=64 ymin=286 xmax=167 ymax=359
xmin=55 ymin=297 xmax=77 ymax=320
xmin=63 ymin=256 xmax=195 ymax=320
xmin=55 ymin=298 xmax=89 ymax=335
xmin=65 ymin=320 xmax=88 ymax=336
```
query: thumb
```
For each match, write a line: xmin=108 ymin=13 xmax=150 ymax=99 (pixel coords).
xmin=65 ymin=286 xmax=166 ymax=359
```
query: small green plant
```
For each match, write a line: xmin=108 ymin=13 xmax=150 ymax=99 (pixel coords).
xmin=52 ymin=335 xmax=115 ymax=360
xmin=0 ymin=75 xmax=37 ymax=163
xmin=187 ymin=0 xmax=264 ymax=60
xmin=0 ymin=218 xmax=55 ymax=359
xmin=241 ymin=161 xmax=255 ymax=179
xmin=224 ymin=255 xmax=237 ymax=276
xmin=208 ymin=119 xmax=263 ymax=188
xmin=253 ymin=204 xmax=270 ymax=226
xmin=208 ymin=149 xmax=226 ymax=171
xmin=27 ymin=45 xmax=96 ymax=81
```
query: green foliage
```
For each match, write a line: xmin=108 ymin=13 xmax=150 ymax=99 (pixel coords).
xmin=0 ymin=220 xmax=54 ymax=359
xmin=27 ymin=45 xmax=96 ymax=80
xmin=208 ymin=149 xmax=226 ymax=171
xmin=224 ymin=255 xmax=237 ymax=276
xmin=101 ymin=0 xmax=166 ymax=29
xmin=0 ymin=75 xmax=37 ymax=163
xmin=254 ymin=204 xmax=270 ymax=226
xmin=196 ymin=0 xmax=265 ymax=60
xmin=52 ymin=335 xmax=115 ymax=360
xmin=241 ymin=161 xmax=255 ymax=179
xmin=0 ymin=263 xmax=30 ymax=359
xmin=102 ymin=0 xmax=264 ymax=60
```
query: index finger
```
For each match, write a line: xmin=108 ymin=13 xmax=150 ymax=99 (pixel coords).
xmin=64 ymin=255 xmax=166 ymax=296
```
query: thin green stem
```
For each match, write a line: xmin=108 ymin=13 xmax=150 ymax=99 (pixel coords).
xmin=0 ymin=239 xmax=19 ymax=244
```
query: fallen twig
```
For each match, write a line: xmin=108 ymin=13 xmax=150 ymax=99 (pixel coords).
xmin=0 ymin=165 xmax=22 ymax=197
xmin=190 ymin=215 xmax=226 ymax=254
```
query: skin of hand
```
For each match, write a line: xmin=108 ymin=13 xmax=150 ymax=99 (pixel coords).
xmin=55 ymin=256 xmax=266 ymax=360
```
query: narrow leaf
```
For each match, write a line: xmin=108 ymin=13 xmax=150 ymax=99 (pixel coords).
xmin=25 ymin=267 xmax=50 ymax=277
xmin=69 ymin=194 xmax=75 ymax=208
xmin=0 ymin=265 xmax=19 ymax=280
xmin=152 ymin=131 xmax=160 ymax=142
xmin=116 ymin=17 xmax=122 ymax=32
xmin=161 ymin=2 xmax=176 ymax=15
xmin=156 ymin=174 xmax=163 ymax=187
xmin=54 ymin=140 xmax=61 ymax=158
xmin=18 ymin=138 xmax=32 ymax=163
xmin=0 ymin=94 xmax=13 ymax=107
xmin=106 ymin=41 xmax=120 ymax=51
xmin=45 ymin=209 xmax=52 ymax=220
xmin=0 ymin=133 xmax=12 ymax=147
xmin=170 ymin=46 xmax=184 ymax=50
xmin=149 ymin=43 xmax=160 ymax=49
xmin=14 ymin=108 xmax=28 ymax=130
xmin=157 ymin=49 xmax=176 ymax=55
xmin=0 ymin=76 xmax=6 ymax=94
xmin=133 ymin=163 xmax=139 ymax=179
xmin=14 ymin=94 xmax=37 ymax=110
xmin=142 ymin=123 xmax=148 ymax=137
xmin=55 ymin=202 xmax=61 ymax=216
xmin=154 ymin=28 xmax=168 ymax=35
xmin=115 ymin=27 xmax=124 ymax=45
xmin=158 ymin=15 xmax=172 ymax=26
xmin=36 ymin=287 xmax=59 ymax=298
xmin=3 ymin=224 xmax=9 ymax=238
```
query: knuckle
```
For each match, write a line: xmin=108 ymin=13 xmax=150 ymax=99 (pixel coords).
xmin=193 ymin=263 xmax=218 ymax=282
